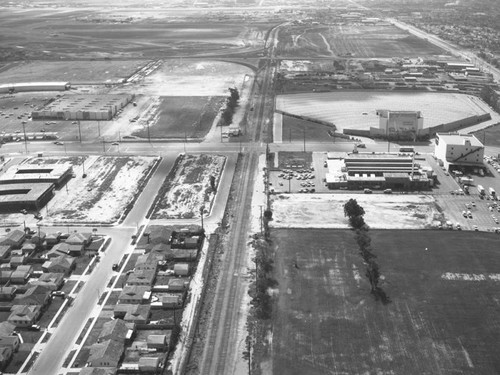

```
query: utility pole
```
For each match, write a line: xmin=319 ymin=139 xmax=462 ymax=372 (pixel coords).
xmin=303 ymin=128 xmax=306 ymax=152
xmin=77 ymin=120 xmax=82 ymax=143
xmin=97 ymin=121 xmax=101 ymax=137
xmin=147 ymin=122 xmax=151 ymax=143
xmin=22 ymin=122 xmax=28 ymax=154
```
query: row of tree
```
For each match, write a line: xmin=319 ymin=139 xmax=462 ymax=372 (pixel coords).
xmin=344 ymin=198 xmax=390 ymax=304
xmin=220 ymin=87 xmax=240 ymax=126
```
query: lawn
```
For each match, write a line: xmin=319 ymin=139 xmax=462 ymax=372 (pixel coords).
xmin=281 ymin=115 xmax=339 ymax=143
xmin=473 ymin=123 xmax=500 ymax=147
xmin=271 ymin=228 xmax=500 ymax=375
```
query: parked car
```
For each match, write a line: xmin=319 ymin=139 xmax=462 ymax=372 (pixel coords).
xmin=383 ymin=189 xmax=392 ymax=194
xmin=363 ymin=188 xmax=372 ymax=194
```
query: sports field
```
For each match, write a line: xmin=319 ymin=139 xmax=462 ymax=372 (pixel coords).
xmin=276 ymin=24 xmax=444 ymax=58
xmin=272 ymin=228 xmax=500 ymax=375
xmin=276 ymin=91 xmax=489 ymax=132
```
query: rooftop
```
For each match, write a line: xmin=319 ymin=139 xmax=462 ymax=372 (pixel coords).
xmin=437 ymin=133 xmax=483 ymax=147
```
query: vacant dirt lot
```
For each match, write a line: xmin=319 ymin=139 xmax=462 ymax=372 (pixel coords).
xmin=276 ymin=24 xmax=444 ymax=58
xmin=270 ymin=228 xmax=500 ymax=375
xmin=270 ymin=194 xmax=442 ymax=229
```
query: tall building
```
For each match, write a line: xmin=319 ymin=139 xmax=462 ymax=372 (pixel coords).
xmin=434 ymin=133 xmax=484 ymax=170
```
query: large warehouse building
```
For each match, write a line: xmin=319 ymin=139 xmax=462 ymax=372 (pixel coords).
xmin=0 ymin=163 xmax=73 ymax=188
xmin=0 ymin=183 xmax=55 ymax=211
xmin=326 ymin=153 xmax=433 ymax=190
xmin=434 ymin=133 xmax=484 ymax=171
xmin=0 ymin=82 xmax=70 ymax=94
xmin=32 ymin=94 xmax=133 ymax=121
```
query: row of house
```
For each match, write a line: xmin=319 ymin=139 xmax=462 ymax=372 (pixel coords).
xmin=0 ymin=322 xmax=21 ymax=370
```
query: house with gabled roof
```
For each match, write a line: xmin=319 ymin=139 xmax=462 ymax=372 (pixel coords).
xmin=88 ymin=339 xmax=124 ymax=368
xmin=45 ymin=232 xmax=61 ymax=246
xmin=0 ymin=271 xmax=13 ymax=284
xmin=66 ymin=232 xmax=92 ymax=247
xmin=138 ymin=356 xmax=165 ymax=373
xmin=20 ymin=242 xmax=36 ymax=256
xmin=30 ymin=231 xmax=46 ymax=246
xmin=42 ymin=256 xmax=75 ymax=275
xmin=126 ymin=270 xmax=155 ymax=287
xmin=14 ymin=285 xmax=51 ymax=307
xmin=0 ymin=287 xmax=16 ymax=301
xmin=0 ymin=335 xmax=20 ymax=353
xmin=135 ymin=253 xmax=161 ymax=272
xmin=97 ymin=319 xmax=134 ymax=344
xmin=147 ymin=333 xmax=171 ymax=351
xmin=0 ymin=230 xmax=25 ymax=249
xmin=0 ymin=345 xmax=13 ymax=370
xmin=0 ymin=245 xmax=11 ymax=260
xmin=11 ymin=265 xmax=33 ymax=284
xmin=8 ymin=305 xmax=41 ymax=327
xmin=10 ymin=256 xmax=25 ymax=268
xmin=146 ymin=242 xmax=170 ymax=255
xmin=0 ymin=322 xmax=16 ymax=337
xmin=118 ymin=286 xmax=151 ymax=304
xmin=29 ymin=273 xmax=64 ymax=291
xmin=159 ymin=293 xmax=184 ymax=309
xmin=166 ymin=278 xmax=189 ymax=292
xmin=113 ymin=304 xmax=151 ymax=324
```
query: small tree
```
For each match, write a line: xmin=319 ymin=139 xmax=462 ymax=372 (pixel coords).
xmin=344 ymin=198 xmax=365 ymax=219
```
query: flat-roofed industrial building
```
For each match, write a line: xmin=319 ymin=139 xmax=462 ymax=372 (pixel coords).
xmin=0 ymin=163 xmax=73 ymax=188
xmin=434 ymin=133 xmax=484 ymax=171
xmin=0 ymin=183 xmax=54 ymax=211
xmin=32 ymin=94 xmax=133 ymax=121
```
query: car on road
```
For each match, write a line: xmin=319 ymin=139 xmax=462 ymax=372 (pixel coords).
xmin=111 ymin=142 xmax=119 ymax=146
xmin=456 ymin=223 xmax=461 ymax=230
xmin=51 ymin=291 xmax=65 ymax=298
xmin=112 ymin=264 xmax=119 ymax=271
xmin=364 ymin=188 xmax=372 ymax=194
xmin=29 ymin=325 xmax=41 ymax=331
xmin=34 ymin=213 xmax=42 ymax=220
xmin=20 ymin=209 xmax=28 ymax=215
xmin=383 ymin=189 xmax=392 ymax=194
xmin=462 ymin=211 xmax=468 ymax=217
xmin=357 ymin=143 xmax=366 ymax=148
xmin=473 ymin=225 xmax=479 ymax=231
xmin=54 ymin=141 xmax=64 ymax=145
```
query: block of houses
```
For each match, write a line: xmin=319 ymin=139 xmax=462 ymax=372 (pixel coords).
xmin=88 ymin=339 xmax=124 ymax=368
xmin=118 ymin=286 xmax=151 ymax=304
xmin=113 ymin=304 xmax=151 ymax=324
xmin=0 ymin=286 xmax=17 ymax=301
xmin=147 ymin=334 xmax=170 ymax=351
xmin=29 ymin=273 xmax=64 ymax=291
xmin=159 ymin=293 xmax=184 ymax=309
xmin=65 ymin=232 xmax=92 ymax=247
xmin=138 ymin=356 xmax=165 ymax=373
xmin=126 ymin=270 xmax=156 ymax=287
xmin=45 ymin=232 xmax=61 ymax=246
xmin=10 ymin=265 xmax=33 ymax=284
xmin=173 ymin=263 xmax=190 ymax=276
xmin=0 ymin=245 xmax=11 ymax=260
xmin=98 ymin=319 xmax=134 ymax=344
xmin=10 ymin=256 xmax=25 ymax=267
xmin=0 ymin=230 xmax=25 ymax=249
xmin=79 ymin=367 xmax=117 ymax=375
xmin=14 ymin=285 xmax=51 ymax=307
xmin=166 ymin=278 xmax=189 ymax=292
xmin=8 ymin=305 xmax=42 ymax=327
xmin=42 ymin=256 xmax=75 ymax=275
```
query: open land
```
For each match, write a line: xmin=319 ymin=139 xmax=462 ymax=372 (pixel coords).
xmin=0 ymin=7 xmax=269 ymax=60
xmin=25 ymin=155 xmax=158 ymax=224
xmin=276 ymin=24 xmax=444 ymax=59
xmin=270 ymin=194 xmax=442 ymax=229
xmin=152 ymin=154 xmax=225 ymax=219
xmin=272 ymin=228 xmax=500 ymax=375
xmin=276 ymin=91 xmax=489 ymax=132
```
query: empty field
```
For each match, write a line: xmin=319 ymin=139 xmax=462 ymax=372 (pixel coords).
xmin=130 ymin=96 xmax=225 ymax=139
xmin=276 ymin=91 xmax=489 ymax=132
xmin=271 ymin=228 xmax=500 ymax=375
xmin=276 ymin=24 xmax=445 ymax=58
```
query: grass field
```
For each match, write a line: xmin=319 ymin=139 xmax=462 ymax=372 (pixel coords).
xmin=131 ymin=96 xmax=224 ymax=139
xmin=276 ymin=91 xmax=489 ymax=132
xmin=276 ymin=24 xmax=444 ymax=58
xmin=271 ymin=228 xmax=500 ymax=375
xmin=473 ymin=123 xmax=500 ymax=147
xmin=281 ymin=115 xmax=340 ymax=143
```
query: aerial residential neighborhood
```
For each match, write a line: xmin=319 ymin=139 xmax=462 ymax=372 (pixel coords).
xmin=0 ymin=0 xmax=500 ymax=374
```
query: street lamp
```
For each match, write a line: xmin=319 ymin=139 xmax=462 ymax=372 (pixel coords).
xmin=200 ymin=205 xmax=205 ymax=231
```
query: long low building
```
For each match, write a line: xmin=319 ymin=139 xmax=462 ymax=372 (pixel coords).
xmin=0 ymin=163 xmax=73 ymax=188
xmin=0 ymin=183 xmax=55 ymax=211
xmin=32 ymin=94 xmax=133 ymax=121
xmin=0 ymin=82 xmax=70 ymax=94
xmin=326 ymin=153 xmax=433 ymax=190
